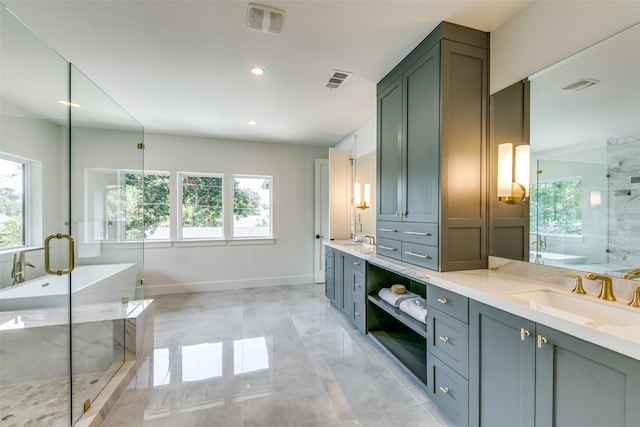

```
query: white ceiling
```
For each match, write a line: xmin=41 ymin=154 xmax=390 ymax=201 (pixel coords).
xmin=4 ymin=0 xmax=530 ymax=147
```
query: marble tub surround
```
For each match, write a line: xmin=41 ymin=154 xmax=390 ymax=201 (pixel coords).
xmin=102 ymin=285 xmax=453 ymax=427
xmin=325 ymin=241 xmax=640 ymax=361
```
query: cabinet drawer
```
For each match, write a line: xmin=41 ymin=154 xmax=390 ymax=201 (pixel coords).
xmin=401 ymin=242 xmax=438 ymax=270
xmin=428 ymin=310 xmax=469 ymax=378
xmin=350 ymin=257 xmax=365 ymax=273
xmin=376 ymin=237 xmax=402 ymax=260
xmin=401 ymin=222 xmax=438 ymax=246
xmin=427 ymin=285 xmax=468 ymax=323
xmin=352 ymin=269 xmax=365 ymax=298
xmin=428 ymin=355 xmax=469 ymax=427
xmin=376 ymin=221 xmax=401 ymax=240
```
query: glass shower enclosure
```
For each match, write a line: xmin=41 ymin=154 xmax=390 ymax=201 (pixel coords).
xmin=1 ymin=4 xmax=144 ymax=425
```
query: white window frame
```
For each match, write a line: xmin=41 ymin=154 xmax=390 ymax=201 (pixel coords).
xmin=0 ymin=153 xmax=35 ymax=251
xmin=230 ymin=174 xmax=273 ymax=240
xmin=177 ymin=172 xmax=225 ymax=241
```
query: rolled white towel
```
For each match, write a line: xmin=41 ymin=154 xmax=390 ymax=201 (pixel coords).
xmin=399 ymin=297 xmax=427 ymax=324
xmin=378 ymin=287 xmax=418 ymax=307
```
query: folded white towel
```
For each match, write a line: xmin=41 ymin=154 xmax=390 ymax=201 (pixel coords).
xmin=378 ymin=288 xmax=418 ymax=307
xmin=399 ymin=297 xmax=428 ymax=324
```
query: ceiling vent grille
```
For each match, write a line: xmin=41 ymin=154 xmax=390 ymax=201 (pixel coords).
xmin=247 ymin=3 xmax=285 ymax=35
xmin=324 ymin=70 xmax=352 ymax=90
xmin=562 ymin=78 xmax=600 ymax=92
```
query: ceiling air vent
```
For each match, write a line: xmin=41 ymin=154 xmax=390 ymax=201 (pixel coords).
xmin=561 ymin=78 xmax=600 ymax=92
xmin=246 ymin=3 xmax=285 ymax=35
xmin=324 ymin=70 xmax=352 ymax=90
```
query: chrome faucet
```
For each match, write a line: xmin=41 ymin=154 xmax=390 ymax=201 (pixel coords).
xmin=10 ymin=247 xmax=44 ymax=285
xmin=621 ymin=268 xmax=640 ymax=280
xmin=584 ymin=273 xmax=616 ymax=301
xmin=364 ymin=235 xmax=376 ymax=246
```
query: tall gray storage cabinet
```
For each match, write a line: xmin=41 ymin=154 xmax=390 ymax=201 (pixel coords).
xmin=376 ymin=22 xmax=488 ymax=271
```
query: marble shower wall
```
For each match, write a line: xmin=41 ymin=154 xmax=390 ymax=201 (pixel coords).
xmin=607 ymin=134 xmax=640 ymax=270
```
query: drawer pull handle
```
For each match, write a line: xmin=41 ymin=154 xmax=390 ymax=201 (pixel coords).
xmin=378 ymin=245 xmax=397 ymax=251
xmin=537 ymin=335 xmax=548 ymax=349
xmin=437 ymin=298 xmax=448 ymax=305
xmin=404 ymin=231 xmax=431 ymax=236
xmin=520 ymin=328 xmax=531 ymax=341
xmin=439 ymin=386 xmax=449 ymax=394
xmin=353 ymin=262 xmax=361 ymax=266
xmin=439 ymin=336 xmax=449 ymax=343
xmin=404 ymin=251 xmax=431 ymax=259
xmin=378 ymin=228 xmax=397 ymax=233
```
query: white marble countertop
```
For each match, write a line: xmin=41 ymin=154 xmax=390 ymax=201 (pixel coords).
xmin=325 ymin=240 xmax=640 ymax=361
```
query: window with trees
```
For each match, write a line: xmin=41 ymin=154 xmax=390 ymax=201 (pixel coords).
xmin=0 ymin=156 xmax=26 ymax=249
xmin=180 ymin=173 xmax=224 ymax=239
xmin=232 ymin=175 xmax=272 ymax=238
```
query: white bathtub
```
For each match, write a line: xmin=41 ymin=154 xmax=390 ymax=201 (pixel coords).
xmin=0 ymin=263 xmax=138 ymax=312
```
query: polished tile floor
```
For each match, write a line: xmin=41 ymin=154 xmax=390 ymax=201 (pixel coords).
xmin=103 ymin=284 xmax=453 ymax=427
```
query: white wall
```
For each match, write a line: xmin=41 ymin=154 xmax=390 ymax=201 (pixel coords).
xmin=491 ymin=1 xmax=640 ymax=93
xmin=142 ymin=133 xmax=328 ymax=295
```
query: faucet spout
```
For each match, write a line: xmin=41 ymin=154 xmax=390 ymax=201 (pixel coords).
xmin=10 ymin=247 xmax=44 ymax=285
xmin=584 ymin=273 xmax=616 ymax=301
xmin=364 ymin=235 xmax=376 ymax=246
xmin=621 ymin=268 xmax=640 ymax=280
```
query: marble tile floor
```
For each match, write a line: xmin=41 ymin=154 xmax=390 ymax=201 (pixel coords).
xmin=0 ymin=364 xmax=121 ymax=427
xmin=102 ymin=284 xmax=454 ymax=427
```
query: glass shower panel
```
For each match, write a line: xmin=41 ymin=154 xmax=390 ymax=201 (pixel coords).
xmin=530 ymin=159 xmax=608 ymax=268
xmin=0 ymin=4 xmax=72 ymax=426
xmin=69 ymin=65 xmax=144 ymax=423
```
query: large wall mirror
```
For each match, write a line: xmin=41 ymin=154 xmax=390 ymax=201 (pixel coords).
xmin=492 ymin=21 xmax=640 ymax=279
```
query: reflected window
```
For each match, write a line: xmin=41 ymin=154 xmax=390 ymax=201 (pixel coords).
xmin=182 ymin=342 xmax=223 ymax=382
xmin=531 ymin=177 xmax=583 ymax=236
xmin=87 ymin=169 xmax=170 ymax=241
xmin=233 ymin=337 xmax=270 ymax=375
xmin=179 ymin=173 xmax=223 ymax=239
xmin=153 ymin=348 xmax=171 ymax=386
xmin=0 ymin=155 xmax=26 ymax=249
xmin=232 ymin=176 xmax=272 ymax=238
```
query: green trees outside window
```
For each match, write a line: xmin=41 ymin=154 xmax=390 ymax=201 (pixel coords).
xmin=530 ymin=178 xmax=582 ymax=236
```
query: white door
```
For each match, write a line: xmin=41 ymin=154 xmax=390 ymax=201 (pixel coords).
xmin=314 ymin=159 xmax=329 ymax=283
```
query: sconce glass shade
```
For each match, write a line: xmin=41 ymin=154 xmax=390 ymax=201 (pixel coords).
xmin=364 ymin=183 xmax=371 ymax=205
xmin=497 ymin=143 xmax=514 ymax=198
xmin=590 ymin=191 xmax=602 ymax=207
xmin=355 ymin=182 xmax=370 ymax=210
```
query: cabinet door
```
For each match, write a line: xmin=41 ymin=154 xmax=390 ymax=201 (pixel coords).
xmin=324 ymin=248 xmax=334 ymax=301
xmin=333 ymin=251 xmax=344 ymax=308
xmin=342 ymin=254 xmax=353 ymax=316
xmin=535 ymin=325 xmax=640 ymax=427
xmin=404 ymin=44 xmax=440 ymax=223
xmin=377 ymin=76 xmax=403 ymax=221
xmin=469 ymin=301 xmax=536 ymax=427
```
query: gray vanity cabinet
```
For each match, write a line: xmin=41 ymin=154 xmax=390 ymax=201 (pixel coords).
xmin=324 ymin=247 xmax=368 ymax=332
xmin=470 ymin=301 xmax=640 ymax=427
xmin=324 ymin=246 xmax=334 ymax=301
xmin=376 ymin=21 xmax=488 ymax=272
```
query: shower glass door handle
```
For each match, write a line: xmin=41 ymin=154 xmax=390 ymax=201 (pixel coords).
xmin=44 ymin=233 xmax=75 ymax=275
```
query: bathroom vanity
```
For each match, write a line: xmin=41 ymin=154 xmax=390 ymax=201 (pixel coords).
xmin=324 ymin=240 xmax=640 ymax=427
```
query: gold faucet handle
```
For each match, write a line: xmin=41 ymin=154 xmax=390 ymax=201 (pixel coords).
xmin=565 ymin=274 xmax=586 ymax=294
xmin=630 ymin=287 xmax=640 ymax=308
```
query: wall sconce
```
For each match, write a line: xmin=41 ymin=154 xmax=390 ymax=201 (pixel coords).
xmin=355 ymin=183 xmax=370 ymax=210
xmin=590 ymin=191 xmax=602 ymax=208
xmin=497 ymin=143 xmax=530 ymax=204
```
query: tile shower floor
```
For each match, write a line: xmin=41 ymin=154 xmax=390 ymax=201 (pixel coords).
xmin=103 ymin=284 xmax=454 ymax=427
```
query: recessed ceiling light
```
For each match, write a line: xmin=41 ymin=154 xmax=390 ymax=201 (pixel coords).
xmin=251 ymin=66 xmax=265 ymax=76
xmin=249 ymin=120 xmax=257 ymax=125
xmin=59 ymin=100 xmax=80 ymax=108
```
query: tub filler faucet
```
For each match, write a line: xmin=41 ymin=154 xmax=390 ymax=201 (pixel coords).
xmin=11 ymin=247 xmax=44 ymax=285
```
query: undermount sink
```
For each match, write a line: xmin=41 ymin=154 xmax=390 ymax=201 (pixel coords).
xmin=509 ymin=289 xmax=640 ymax=328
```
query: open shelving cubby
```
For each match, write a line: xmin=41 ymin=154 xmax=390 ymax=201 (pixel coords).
xmin=366 ymin=263 xmax=429 ymax=389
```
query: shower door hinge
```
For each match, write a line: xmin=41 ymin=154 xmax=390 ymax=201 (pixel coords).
xmin=137 ymin=142 xmax=145 ymax=150
xmin=83 ymin=399 xmax=91 ymax=413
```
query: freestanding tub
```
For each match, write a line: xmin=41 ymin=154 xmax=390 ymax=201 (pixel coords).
xmin=0 ymin=263 xmax=138 ymax=312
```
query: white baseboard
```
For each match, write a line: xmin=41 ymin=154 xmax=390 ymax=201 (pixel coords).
xmin=142 ymin=274 xmax=315 ymax=296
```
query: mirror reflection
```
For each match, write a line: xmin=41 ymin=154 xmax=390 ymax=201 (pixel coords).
xmin=528 ymin=21 xmax=640 ymax=277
